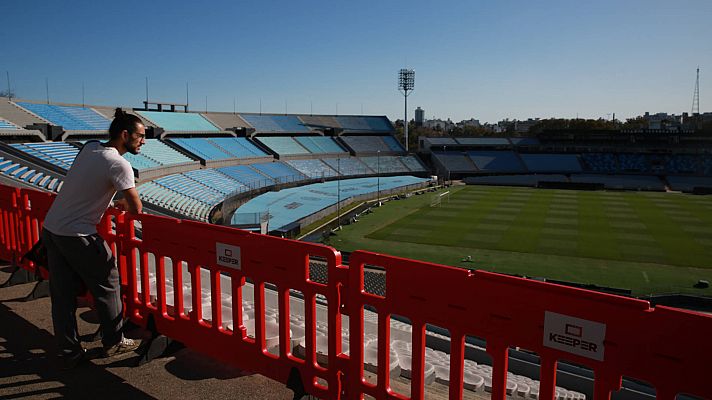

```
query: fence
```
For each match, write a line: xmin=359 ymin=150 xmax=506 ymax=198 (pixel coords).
xmin=1 ymin=183 xmax=711 ymax=400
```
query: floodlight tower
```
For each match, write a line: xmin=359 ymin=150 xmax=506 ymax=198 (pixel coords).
xmin=398 ymin=68 xmax=415 ymax=151
xmin=692 ymin=66 xmax=700 ymax=115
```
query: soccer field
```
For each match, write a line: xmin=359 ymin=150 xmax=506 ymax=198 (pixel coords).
xmin=327 ymin=185 xmax=712 ymax=296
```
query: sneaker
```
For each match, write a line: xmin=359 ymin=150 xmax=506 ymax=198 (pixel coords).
xmin=102 ymin=336 xmax=140 ymax=357
xmin=59 ymin=348 xmax=87 ymax=370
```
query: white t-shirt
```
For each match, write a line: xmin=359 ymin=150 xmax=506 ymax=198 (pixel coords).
xmin=43 ymin=141 xmax=135 ymax=236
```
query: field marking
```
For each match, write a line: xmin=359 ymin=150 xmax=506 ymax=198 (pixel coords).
xmin=548 ymin=209 xmax=578 ymax=216
xmin=642 ymin=271 xmax=650 ymax=283
xmin=683 ymin=226 xmax=712 ymax=235
xmin=545 ymin=217 xmax=578 ymax=225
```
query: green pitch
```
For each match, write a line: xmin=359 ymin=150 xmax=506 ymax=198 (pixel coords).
xmin=326 ymin=185 xmax=712 ymax=296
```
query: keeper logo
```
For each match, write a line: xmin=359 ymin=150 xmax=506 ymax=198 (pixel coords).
xmin=544 ymin=311 xmax=606 ymax=361
xmin=216 ymin=243 xmax=241 ymax=270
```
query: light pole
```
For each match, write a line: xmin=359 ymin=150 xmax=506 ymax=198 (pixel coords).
xmin=398 ymin=68 xmax=415 ymax=152
xmin=337 ymin=157 xmax=341 ymax=229
xmin=377 ymin=150 xmax=381 ymax=206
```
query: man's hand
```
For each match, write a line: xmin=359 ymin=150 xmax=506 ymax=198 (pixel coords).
xmin=113 ymin=198 xmax=130 ymax=211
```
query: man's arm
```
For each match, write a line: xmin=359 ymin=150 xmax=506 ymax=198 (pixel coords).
xmin=116 ymin=188 xmax=142 ymax=214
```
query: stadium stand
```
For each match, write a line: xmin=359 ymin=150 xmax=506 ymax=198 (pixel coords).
xmin=15 ymin=102 xmax=110 ymax=131
xmin=0 ymin=156 xmax=63 ymax=191
xmin=0 ymin=118 xmax=19 ymax=129
xmin=467 ymin=151 xmax=526 ymax=173
xmin=130 ymin=139 xmax=194 ymax=167
xmin=136 ymin=111 xmax=219 ymax=132
xmin=93 ymin=106 xmax=156 ymax=128
xmin=1 ymin=97 xmax=47 ymax=128
xmin=208 ymin=137 xmax=269 ymax=158
xmin=570 ymin=174 xmax=665 ymax=191
xmin=618 ymin=154 xmax=649 ymax=172
xmin=298 ymin=115 xmax=342 ymax=130
xmin=232 ymin=176 xmax=428 ymax=229
xmin=423 ymin=137 xmax=458 ymax=146
xmin=9 ymin=142 xmax=79 ymax=170
xmin=217 ymin=165 xmax=274 ymax=188
xmin=455 ymin=137 xmax=510 ymax=146
xmin=581 ymin=153 xmax=618 ymax=173
xmin=662 ymin=154 xmax=698 ymax=174
xmin=294 ymin=136 xmax=348 ymax=154
xmin=341 ymin=136 xmax=401 ymax=154
xmin=256 ymin=136 xmax=310 ymax=156
xmin=152 ymin=174 xmax=223 ymax=206
xmin=170 ymin=137 xmax=234 ymax=160
xmin=240 ymin=114 xmax=311 ymax=133
xmin=703 ymin=155 xmax=712 ymax=175
xmin=399 ymin=155 xmax=427 ymax=172
xmin=509 ymin=137 xmax=541 ymax=146
xmin=250 ymin=161 xmax=306 ymax=182
xmin=322 ymin=157 xmax=373 ymax=175
xmin=667 ymin=176 xmax=712 ymax=192
xmin=200 ymin=112 xmax=252 ymax=130
xmin=432 ymin=151 xmax=478 ymax=173
xmin=335 ymin=116 xmax=393 ymax=132
xmin=358 ymin=156 xmax=410 ymax=174
xmin=520 ymin=153 xmax=582 ymax=173
xmin=285 ymin=159 xmax=338 ymax=178
xmin=183 ymin=168 xmax=246 ymax=195
xmin=432 ymin=151 xmax=477 ymax=173
xmin=382 ymin=135 xmax=406 ymax=152
xmin=464 ymin=174 xmax=568 ymax=187
xmin=136 ymin=181 xmax=211 ymax=221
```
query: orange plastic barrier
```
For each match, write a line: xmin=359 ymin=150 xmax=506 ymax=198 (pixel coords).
xmin=1 ymin=184 xmax=711 ymax=400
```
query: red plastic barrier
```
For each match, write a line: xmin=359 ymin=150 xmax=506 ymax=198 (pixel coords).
xmin=0 ymin=185 xmax=21 ymax=262
xmin=346 ymin=250 xmax=712 ymax=400
xmin=16 ymin=188 xmax=56 ymax=278
xmin=119 ymin=212 xmax=348 ymax=399
xmin=1 ymin=184 xmax=712 ymax=400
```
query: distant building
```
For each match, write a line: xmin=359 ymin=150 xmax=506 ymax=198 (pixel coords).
xmin=415 ymin=107 xmax=424 ymax=127
xmin=514 ymin=118 xmax=540 ymax=133
xmin=457 ymin=118 xmax=481 ymax=128
xmin=424 ymin=118 xmax=455 ymax=131
xmin=643 ymin=112 xmax=681 ymax=130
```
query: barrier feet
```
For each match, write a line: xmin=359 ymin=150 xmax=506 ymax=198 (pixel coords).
xmin=136 ymin=315 xmax=184 ymax=367
xmin=0 ymin=266 xmax=37 ymax=288
xmin=286 ymin=367 xmax=307 ymax=400
xmin=23 ymin=279 xmax=50 ymax=301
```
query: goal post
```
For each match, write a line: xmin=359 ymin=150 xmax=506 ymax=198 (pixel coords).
xmin=430 ymin=190 xmax=450 ymax=207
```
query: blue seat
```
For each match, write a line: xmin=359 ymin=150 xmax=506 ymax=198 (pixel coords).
xmin=16 ymin=103 xmax=110 ymax=131
xmin=257 ymin=137 xmax=310 ymax=155
xmin=520 ymin=154 xmax=582 ymax=173
xmin=217 ymin=165 xmax=274 ymax=188
xmin=240 ymin=115 xmax=311 ymax=133
xmin=137 ymin=111 xmax=219 ymax=132
xmin=294 ymin=136 xmax=347 ymax=154
xmin=0 ymin=118 xmax=19 ymax=129
xmin=171 ymin=138 xmax=233 ymax=160
xmin=10 ymin=142 xmax=80 ymax=170
xmin=467 ymin=151 xmax=525 ymax=173
xmin=208 ymin=138 xmax=268 ymax=158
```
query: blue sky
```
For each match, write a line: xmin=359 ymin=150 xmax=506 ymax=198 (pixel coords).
xmin=2 ymin=0 xmax=711 ymax=123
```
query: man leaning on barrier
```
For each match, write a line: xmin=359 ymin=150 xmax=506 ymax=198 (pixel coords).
xmin=41 ymin=108 xmax=145 ymax=369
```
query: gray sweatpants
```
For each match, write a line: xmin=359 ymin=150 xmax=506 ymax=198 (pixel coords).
xmin=41 ymin=228 xmax=124 ymax=353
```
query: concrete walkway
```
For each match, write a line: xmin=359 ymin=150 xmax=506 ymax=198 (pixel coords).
xmin=0 ymin=264 xmax=293 ymax=400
